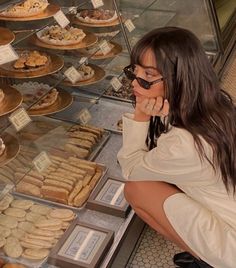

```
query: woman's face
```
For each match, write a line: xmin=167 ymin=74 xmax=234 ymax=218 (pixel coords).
xmin=132 ymin=49 xmax=165 ymax=100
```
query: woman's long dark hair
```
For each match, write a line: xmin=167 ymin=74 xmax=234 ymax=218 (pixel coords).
xmin=131 ymin=27 xmax=236 ymax=192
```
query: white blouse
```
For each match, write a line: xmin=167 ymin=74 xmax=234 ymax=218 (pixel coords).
xmin=117 ymin=113 xmax=236 ymax=268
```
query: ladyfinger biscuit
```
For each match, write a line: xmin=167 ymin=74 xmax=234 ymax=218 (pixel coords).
xmin=68 ymin=180 xmax=83 ymax=205
xmin=61 ymin=163 xmax=86 ymax=176
xmin=67 ymin=138 xmax=93 ymax=150
xmin=68 ymin=157 xmax=97 ymax=168
xmin=22 ymin=175 xmax=44 ymax=187
xmin=16 ymin=181 xmax=41 ymax=197
xmin=41 ymin=185 xmax=69 ymax=201
xmin=89 ymin=169 xmax=102 ymax=190
xmin=45 ymin=175 xmax=74 ymax=186
xmin=82 ymin=174 xmax=93 ymax=187
xmin=43 ymin=179 xmax=73 ymax=192
xmin=73 ymin=185 xmax=91 ymax=207
xmin=64 ymin=143 xmax=89 ymax=158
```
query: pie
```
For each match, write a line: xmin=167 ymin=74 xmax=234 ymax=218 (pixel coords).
xmin=13 ymin=50 xmax=49 ymax=72
xmin=0 ymin=137 xmax=5 ymax=157
xmin=77 ymin=9 xmax=117 ymax=24
xmin=0 ymin=0 xmax=49 ymax=18
xmin=27 ymin=88 xmax=59 ymax=110
xmin=37 ymin=25 xmax=86 ymax=46
xmin=0 ymin=89 xmax=4 ymax=104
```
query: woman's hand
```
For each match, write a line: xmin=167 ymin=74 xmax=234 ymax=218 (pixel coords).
xmin=134 ymin=96 xmax=169 ymax=122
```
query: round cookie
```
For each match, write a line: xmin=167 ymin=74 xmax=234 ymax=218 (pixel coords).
xmin=30 ymin=205 xmax=52 ymax=215
xmin=49 ymin=208 xmax=74 ymax=220
xmin=0 ymin=236 xmax=6 ymax=248
xmin=11 ymin=228 xmax=26 ymax=240
xmin=11 ymin=199 xmax=34 ymax=210
xmin=3 ymin=238 xmax=23 ymax=258
xmin=18 ymin=221 xmax=35 ymax=232
xmin=0 ymin=215 xmax=18 ymax=229
xmin=0 ymin=226 xmax=11 ymax=238
xmin=22 ymin=248 xmax=49 ymax=260
xmin=4 ymin=208 xmax=26 ymax=219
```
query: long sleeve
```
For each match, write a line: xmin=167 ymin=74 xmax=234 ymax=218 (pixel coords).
xmin=117 ymin=113 xmax=216 ymax=186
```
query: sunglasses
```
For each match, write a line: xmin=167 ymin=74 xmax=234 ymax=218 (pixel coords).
xmin=123 ymin=65 xmax=164 ymax=89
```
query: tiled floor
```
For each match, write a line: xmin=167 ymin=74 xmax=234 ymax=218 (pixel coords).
xmin=126 ymin=47 xmax=236 ymax=268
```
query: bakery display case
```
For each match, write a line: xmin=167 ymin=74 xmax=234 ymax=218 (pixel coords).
xmin=0 ymin=0 xmax=235 ymax=267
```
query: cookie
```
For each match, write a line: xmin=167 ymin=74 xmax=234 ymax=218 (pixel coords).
xmin=48 ymin=208 xmax=74 ymax=220
xmin=11 ymin=199 xmax=34 ymax=210
xmin=4 ymin=208 xmax=26 ymax=219
xmin=11 ymin=228 xmax=26 ymax=240
xmin=0 ymin=215 xmax=18 ymax=229
xmin=29 ymin=204 xmax=52 ymax=215
xmin=0 ymin=236 xmax=6 ymax=248
xmin=26 ymin=212 xmax=46 ymax=223
xmin=21 ymin=237 xmax=53 ymax=249
xmin=22 ymin=248 xmax=49 ymax=260
xmin=35 ymin=218 xmax=62 ymax=228
xmin=29 ymin=228 xmax=54 ymax=237
xmin=18 ymin=221 xmax=35 ymax=232
xmin=4 ymin=237 xmax=23 ymax=258
xmin=0 ymin=226 xmax=11 ymax=238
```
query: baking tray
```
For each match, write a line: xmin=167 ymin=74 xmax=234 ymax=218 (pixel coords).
xmin=14 ymin=164 xmax=108 ymax=212
xmin=0 ymin=194 xmax=76 ymax=268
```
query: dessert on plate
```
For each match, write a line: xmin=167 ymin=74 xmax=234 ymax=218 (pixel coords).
xmin=0 ymin=137 xmax=6 ymax=157
xmin=37 ymin=25 xmax=86 ymax=46
xmin=13 ymin=50 xmax=49 ymax=72
xmin=0 ymin=89 xmax=5 ymax=104
xmin=0 ymin=0 xmax=49 ymax=17
xmin=76 ymin=9 xmax=117 ymax=24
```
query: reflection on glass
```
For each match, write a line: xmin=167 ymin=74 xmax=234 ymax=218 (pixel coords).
xmin=213 ymin=0 xmax=236 ymax=30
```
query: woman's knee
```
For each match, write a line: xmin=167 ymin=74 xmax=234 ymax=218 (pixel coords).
xmin=124 ymin=181 xmax=143 ymax=206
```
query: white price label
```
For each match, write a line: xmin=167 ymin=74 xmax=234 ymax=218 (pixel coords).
xmin=124 ymin=19 xmax=135 ymax=32
xmin=64 ymin=66 xmax=82 ymax=84
xmin=9 ymin=108 xmax=31 ymax=132
xmin=54 ymin=10 xmax=70 ymax=28
xmin=0 ymin=45 xmax=19 ymax=65
xmin=111 ymin=77 xmax=122 ymax=92
xmin=79 ymin=57 xmax=88 ymax=65
xmin=91 ymin=0 xmax=104 ymax=8
xmin=69 ymin=6 xmax=77 ymax=14
xmin=78 ymin=108 xmax=92 ymax=125
xmin=99 ymin=40 xmax=111 ymax=55
xmin=33 ymin=151 xmax=52 ymax=173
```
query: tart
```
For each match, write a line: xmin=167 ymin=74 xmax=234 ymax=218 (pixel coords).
xmin=0 ymin=0 xmax=49 ymax=18
xmin=29 ymin=88 xmax=58 ymax=110
xmin=76 ymin=9 xmax=117 ymax=24
xmin=13 ymin=50 xmax=49 ymax=72
xmin=37 ymin=25 xmax=86 ymax=46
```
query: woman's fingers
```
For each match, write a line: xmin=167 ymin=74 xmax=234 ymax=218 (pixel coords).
xmin=136 ymin=97 xmax=169 ymax=117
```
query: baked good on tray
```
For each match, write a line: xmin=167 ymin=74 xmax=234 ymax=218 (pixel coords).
xmin=15 ymin=157 xmax=103 ymax=207
xmin=0 ymin=0 xmax=49 ymax=17
xmin=37 ymin=25 xmax=86 ymax=46
xmin=65 ymin=64 xmax=95 ymax=82
xmin=0 ymin=194 xmax=75 ymax=261
xmin=76 ymin=9 xmax=117 ymax=24
xmin=13 ymin=50 xmax=49 ymax=72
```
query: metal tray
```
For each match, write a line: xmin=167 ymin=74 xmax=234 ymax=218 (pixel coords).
xmin=14 ymin=164 xmax=108 ymax=212
xmin=0 ymin=194 xmax=76 ymax=268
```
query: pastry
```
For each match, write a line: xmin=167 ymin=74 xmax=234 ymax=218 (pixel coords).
xmin=64 ymin=64 xmax=95 ymax=82
xmin=37 ymin=25 xmax=86 ymax=46
xmin=13 ymin=50 xmax=49 ymax=71
xmin=0 ymin=137 xmax=6 ymax=157
xmin=28 ymin=88 xmax=59 ymax=110
xmin=77 ymin=9 xmax=117 ymax=24
xmin=0 ymin=0 xmax=49 ymax=17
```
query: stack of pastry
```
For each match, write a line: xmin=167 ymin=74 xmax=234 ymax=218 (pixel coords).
xmin=15 ymin=156 xmax=103 ymax=207
xmin=13 ymin=50 xmax=49 ymax=71
xmin=0 ymin=194 xmax=75 ymax=261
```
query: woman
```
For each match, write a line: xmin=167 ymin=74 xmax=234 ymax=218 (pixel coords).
xmin=117 ymin=27 xmax=236 ymax=268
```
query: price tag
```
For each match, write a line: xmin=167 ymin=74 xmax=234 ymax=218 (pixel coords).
xmin=68 ymin=6 xmax=77 ymax=14
xmin=0 ymin=45 xmax=19 ymax=65
xmin=9 ymin=108 xmax=31 ymax=132
xmin=79 ymin=57 xmax=88 ymax=65
xmin=124 ymin=19 xmax=135 ymax=32
xmin=33 ymin=151 xmax=52 ymax=173
xmin=53 ymin=10 xmax=70 ymax=28
xmin=99 ymin=40 xmax=111 ymax=55
xmin=111 ymin=77 xmax=122 ymax=92
xmin=78 ymin=108 xmax=92 ymax=125
xmin=64 ymin=66 xmax=82 ymax=84
xmin=91 ymin=0 xmax=104 ymax=8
